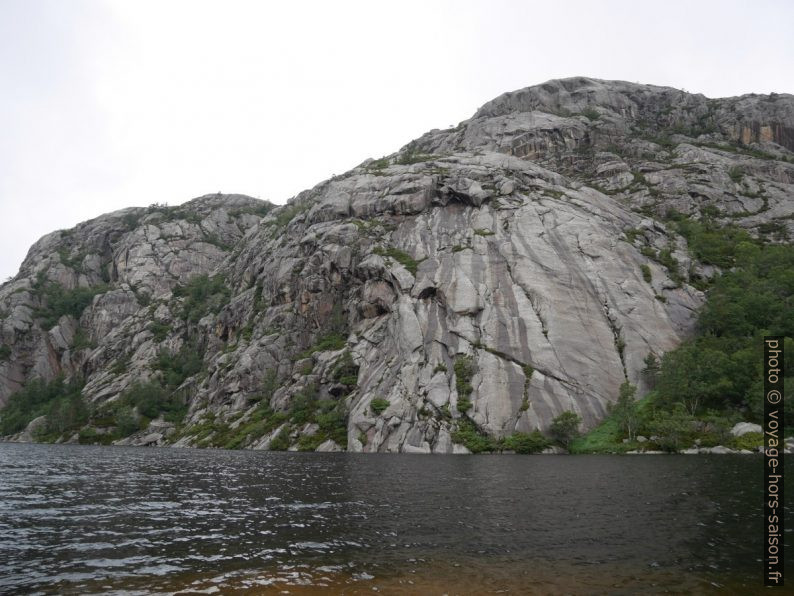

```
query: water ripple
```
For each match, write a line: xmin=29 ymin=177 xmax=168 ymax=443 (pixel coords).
xmin=0 ymin=443 xmax=789 ymax=594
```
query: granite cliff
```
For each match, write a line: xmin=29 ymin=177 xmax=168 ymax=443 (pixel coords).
xmin=1 ymin=77 xmax=792 ymax=452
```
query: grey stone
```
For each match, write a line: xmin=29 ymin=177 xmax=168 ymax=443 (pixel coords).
xmin=1 ymin=79 xmax=792 ymax=454
xmin=730 ymin=422 xmax=763 ymax=437
xmin=704 ymin=446 xmax=734 ymax=454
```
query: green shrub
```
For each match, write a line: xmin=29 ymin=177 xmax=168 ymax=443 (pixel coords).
xmin=396 ymin=142 xmax=435 ymax=165
xmin=297 ymin=433 xmax=325 ymax=451
xmin=153 ymin=343 xmax=203 ymax=389
xmin=451 ymin=418 xmax=496 ymax=453
xmin=176 ymin=412 xmax=216 ymax=444
xmin=569 ymin=417 xmax=625 ymax=454
xmin=149 ymin=321 xmax=171 ymax=342
xmin=655 ymin=343 xmax=734 ymax=415
xmin=298 ymin=332 xmax=346 ymax=359
xmin=77 ymin=427 xmax=98 ymax=444
xmin=0 ymin=345 xmax=11 ymax=361
xmin=271 ymin=202 xmax=309 ymax=229
xmin=582 ymin=107 xmax=600 ymax=121
xmin=370 ymin=397 xmax=390 ymax=415
xmin=615 ymin=336 xmax=626 ymax=359
xmin=122 ymin=212 xmax=143 ymax=229
xmin=657 ymin=248 xmax=682 ymax=284
xmin=457 ymin=398 xmax=472 ymax=413
xmin=316 ymin=402 xmax=348 ymax=446
xmin=367 ymin=157 xmax=390 ymax=170
xmin=201 ymin=233 xmax=231 ymax=250
xmin=259 ymin=369 xmax=279 ymax=402
xmin=72 ymin=329 xmax=93 ymax=351
xmin=645 ymin=404 xmax=697 ymax=452
xmin=251 ymin=283 xmax=265 ymax=313
xmin=220 ymin=403 xmax=288 ymax=450
xmin=114 ymin=405 xmax=143 ymax=437
xmin=502 ymin=431 xmax=550 ymax=454
xmin=227 ymin=203 xmax=272 ymax=218
xmin=0 ymin=376 xmax=85 ymax=436
xmin=671 ymin=217 xmax=754 ymax=269
xmin=640 ymin=246 xmax=656 ymax=259
xmin=454 ymin=355 xmax=475 ymax=399
xmin=700 ymin=411 xmax=738 ymax=446
xmin=173 ymin=274 xmax=230 ymax=323
xmin=373 ymin=246 xmax=422 ymax=275
xmin=549 ymin=411 xmax=582 ymax=448
xmin=331 ymin=350 xmax=358 ymax=387
xmin=731 ymin=431 xmax=763 ymax=451
xmin=269 ymin=426 xmax=291 ymax=450
xmin=39 ymin=391 xmax=89 ymax=438
xmin=109 ymin=357 xmax=130 ymax=376
xmin=121 ymin=381 xmax=187 ymax=424
xmin=625 ymin=228 xmax=643 ymax=243
xmin=33 ymin=282 xmax=107 ymax=330
xmin=756 ymin=221 xmax=789 ymax=241
xmin=649 ymin=134 xmax=677 ymax=149
xmin=640 ymin=264 xmax=652 ymax=283
xmin=77 ymin=427 xmax=112 ymax=445
xmin=289 ymin=384 xmax=319 ymax=425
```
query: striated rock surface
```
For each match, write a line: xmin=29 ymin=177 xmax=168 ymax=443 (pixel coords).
xmin=1 ymin=77 xmax=792 ymax=452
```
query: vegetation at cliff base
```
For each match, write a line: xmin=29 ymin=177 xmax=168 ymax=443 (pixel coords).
xmin=0 ymin=376 xmax=87 ymax=438
xmin=549 ymin=411 xmax=582 ymax=448
xmin=450 ymin=418 xmax=553 ymax=454
xmin=574 ymin=212 xmax=793 ymax=453
xmin=656 ymin=238 xmax=793 ymax=426
xmin=0 ymin=338 xmax=207 ymax=443
xmin=119 ymin=381 xmax=187 ymax=424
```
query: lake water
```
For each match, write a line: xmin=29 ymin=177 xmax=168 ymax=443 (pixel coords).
xmin=0 ymin=443 xmax=790 ymax=594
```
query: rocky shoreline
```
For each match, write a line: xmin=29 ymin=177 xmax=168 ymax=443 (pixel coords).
xmin=4 ymin=419 xmax=789 ymax=456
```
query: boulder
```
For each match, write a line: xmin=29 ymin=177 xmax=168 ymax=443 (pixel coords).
xmin=730 ymin=422 xmax=763 ymax=437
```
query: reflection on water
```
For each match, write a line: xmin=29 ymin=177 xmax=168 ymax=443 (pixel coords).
xmin=0 ymin=444 xmax=789 ymax=594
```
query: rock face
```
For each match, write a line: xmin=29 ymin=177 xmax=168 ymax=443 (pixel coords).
xmin=1 ymin=77 xmax=793 ymax=452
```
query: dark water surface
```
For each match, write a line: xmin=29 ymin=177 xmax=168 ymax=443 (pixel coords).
xmin=0 ymin=444 xmax=791 ymax=594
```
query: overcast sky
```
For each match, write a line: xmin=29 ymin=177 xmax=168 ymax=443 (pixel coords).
xmin=1 ymin=0 xmax=792 ymax=280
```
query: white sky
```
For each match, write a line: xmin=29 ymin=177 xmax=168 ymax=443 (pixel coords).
xmin=1 ymin=0 xmax=792 ymax=280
